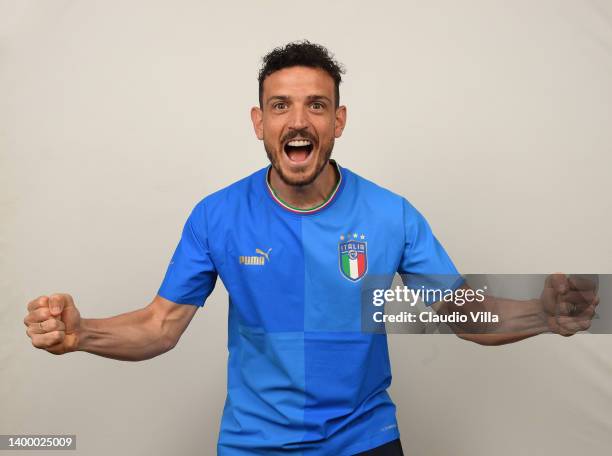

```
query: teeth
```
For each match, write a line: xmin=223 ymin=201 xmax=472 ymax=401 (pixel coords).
xmin=287 ymin=139 xmax=311 ymax=147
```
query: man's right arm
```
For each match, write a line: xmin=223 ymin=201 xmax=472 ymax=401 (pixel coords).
xmin=24 ymin=294 xmax=198 ymax=361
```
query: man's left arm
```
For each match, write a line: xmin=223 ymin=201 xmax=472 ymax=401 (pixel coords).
xmin=432 ymin=274 xmax=599 ymax=345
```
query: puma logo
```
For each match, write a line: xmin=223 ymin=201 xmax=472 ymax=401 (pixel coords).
xmin=239 ymin=248 xmax=272 ymax=266
xmin=255 ymin=248 xmax=272 ymax=262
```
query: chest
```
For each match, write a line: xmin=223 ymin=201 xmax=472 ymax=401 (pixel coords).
xmin=210 ymin=211 xmax=404 ymax=331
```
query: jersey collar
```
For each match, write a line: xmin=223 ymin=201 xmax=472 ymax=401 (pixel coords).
xmin=265 ymin=160 xmax=343 ymax=215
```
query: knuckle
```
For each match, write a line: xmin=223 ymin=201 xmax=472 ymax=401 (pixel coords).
xmin=40 ymin=338 xmax=54 ymax=348
xmin=31 ymin=338 xmax=43 ymax=349
xmin=51 ymin=293 xmax=70 ymax=303
xmin=48 ymin=319 xmax=60 ymax=330
xmin=28 ymin=296 xmax=48 ymax=311
xmin=41 ymin=340 xmax=53 ymax=349
xmin=48 ymin=330 xmax=63 ymax=344
xmin=53 ymin=331 xmax=65 ymax=344
xmin=580 ymin=320 xmax=592 ymax=331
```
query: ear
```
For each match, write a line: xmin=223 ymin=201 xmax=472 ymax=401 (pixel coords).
xmin=334 ymin=105 xmax=347 ymax=138
xmin=251 ymin=106 xmax=264 ymax=140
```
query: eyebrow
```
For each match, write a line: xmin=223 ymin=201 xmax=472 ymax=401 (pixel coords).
xmin=266 ymin=95 xmax=332 ymax=104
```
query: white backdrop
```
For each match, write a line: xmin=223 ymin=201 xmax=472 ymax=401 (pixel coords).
xmin=1 ymin=1 xmax=611 ymax=455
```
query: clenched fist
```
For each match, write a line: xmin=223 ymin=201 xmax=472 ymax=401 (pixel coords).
xmin=541 ymin=274 xmax=599 ymax=336
xmin=24 ymin=294 xmax=81 ymax=355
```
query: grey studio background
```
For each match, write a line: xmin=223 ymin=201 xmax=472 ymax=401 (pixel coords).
xmin=1 ymin=1 xmax=612 ymax=455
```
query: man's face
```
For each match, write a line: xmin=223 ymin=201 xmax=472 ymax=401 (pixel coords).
xmin=251 ymin=66 xmax=346 ymax=187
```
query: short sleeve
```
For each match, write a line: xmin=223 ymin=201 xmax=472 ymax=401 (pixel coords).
xmin=398 ymin=199 xmax=463 ymax=301
xmin=158 ymin=202 xmax=217 ymax=306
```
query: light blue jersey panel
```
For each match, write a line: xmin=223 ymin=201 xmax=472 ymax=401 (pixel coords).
xmin=158 ymin=162 xmax=459 ymax=455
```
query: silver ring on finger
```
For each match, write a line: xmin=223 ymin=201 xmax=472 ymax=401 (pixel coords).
xmin=568 ymin=302 xmax=577 ymax=316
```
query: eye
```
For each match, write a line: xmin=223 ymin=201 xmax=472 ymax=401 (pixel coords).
xmin=273 ymin=102 xmax=288 ymax=110
xmin=311 ymin=102 xmax=324 ymax=110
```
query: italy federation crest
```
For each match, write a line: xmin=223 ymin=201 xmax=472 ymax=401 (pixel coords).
xmin=338 ymin=234 xmax=368 ymax=281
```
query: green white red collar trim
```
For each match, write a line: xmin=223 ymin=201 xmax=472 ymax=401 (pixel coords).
xmin=265 ymin=161 xmax=343 ymax=214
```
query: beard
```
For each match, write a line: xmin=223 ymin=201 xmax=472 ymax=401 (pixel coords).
xmin=264 ymin=138 xmax=335 ymax=188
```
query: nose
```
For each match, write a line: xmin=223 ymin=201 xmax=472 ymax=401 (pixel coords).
xmin=287 ymin=105 xmax=308 ymax=131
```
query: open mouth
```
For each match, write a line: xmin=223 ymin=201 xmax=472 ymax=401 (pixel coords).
xmin=284 ymin=139 xmax=314 ymax=163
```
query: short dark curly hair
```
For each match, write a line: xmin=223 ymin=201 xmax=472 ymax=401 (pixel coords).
xmin=258 ymin=40 xmax=345 ymax=108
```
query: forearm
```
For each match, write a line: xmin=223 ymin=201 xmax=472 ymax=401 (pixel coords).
xmin=442 ymin=294 xmax=549 ymax=345
xmin=494 ymin=296 xmax=548 ymax=334
xmin=77 ymin=306 xmax=175 ymax=361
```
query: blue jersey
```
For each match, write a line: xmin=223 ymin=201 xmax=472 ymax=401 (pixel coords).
xmin=158 ymin=162 xmax=459 ymax=455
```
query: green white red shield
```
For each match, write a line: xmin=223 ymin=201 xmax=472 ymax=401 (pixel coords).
xmin=339 ymin=240 xmax=367 ymax=281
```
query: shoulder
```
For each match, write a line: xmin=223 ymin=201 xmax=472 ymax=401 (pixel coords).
xmin=341 ymin=166 xmax=427 ymax=232
xmin=191 ymin=167 xmax=266 ymax=214
xmin=342 ymin=165 xmax=409 ymax=210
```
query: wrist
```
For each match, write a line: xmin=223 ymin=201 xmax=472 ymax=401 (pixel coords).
xmin=532 ymin=298 xmax=552 ymax=334
xmin=73 ymin=318 xmax=92 ymax=352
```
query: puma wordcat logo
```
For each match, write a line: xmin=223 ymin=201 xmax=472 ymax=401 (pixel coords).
xmin=239 ymin=248 xmax=272 ymax=266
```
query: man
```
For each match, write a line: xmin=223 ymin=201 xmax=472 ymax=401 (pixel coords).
xmin=24 ymin=41 xmax=598 ymax=455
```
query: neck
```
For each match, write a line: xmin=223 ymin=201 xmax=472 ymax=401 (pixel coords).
xmin=269 ymin=161 xmax=339 ymax=210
